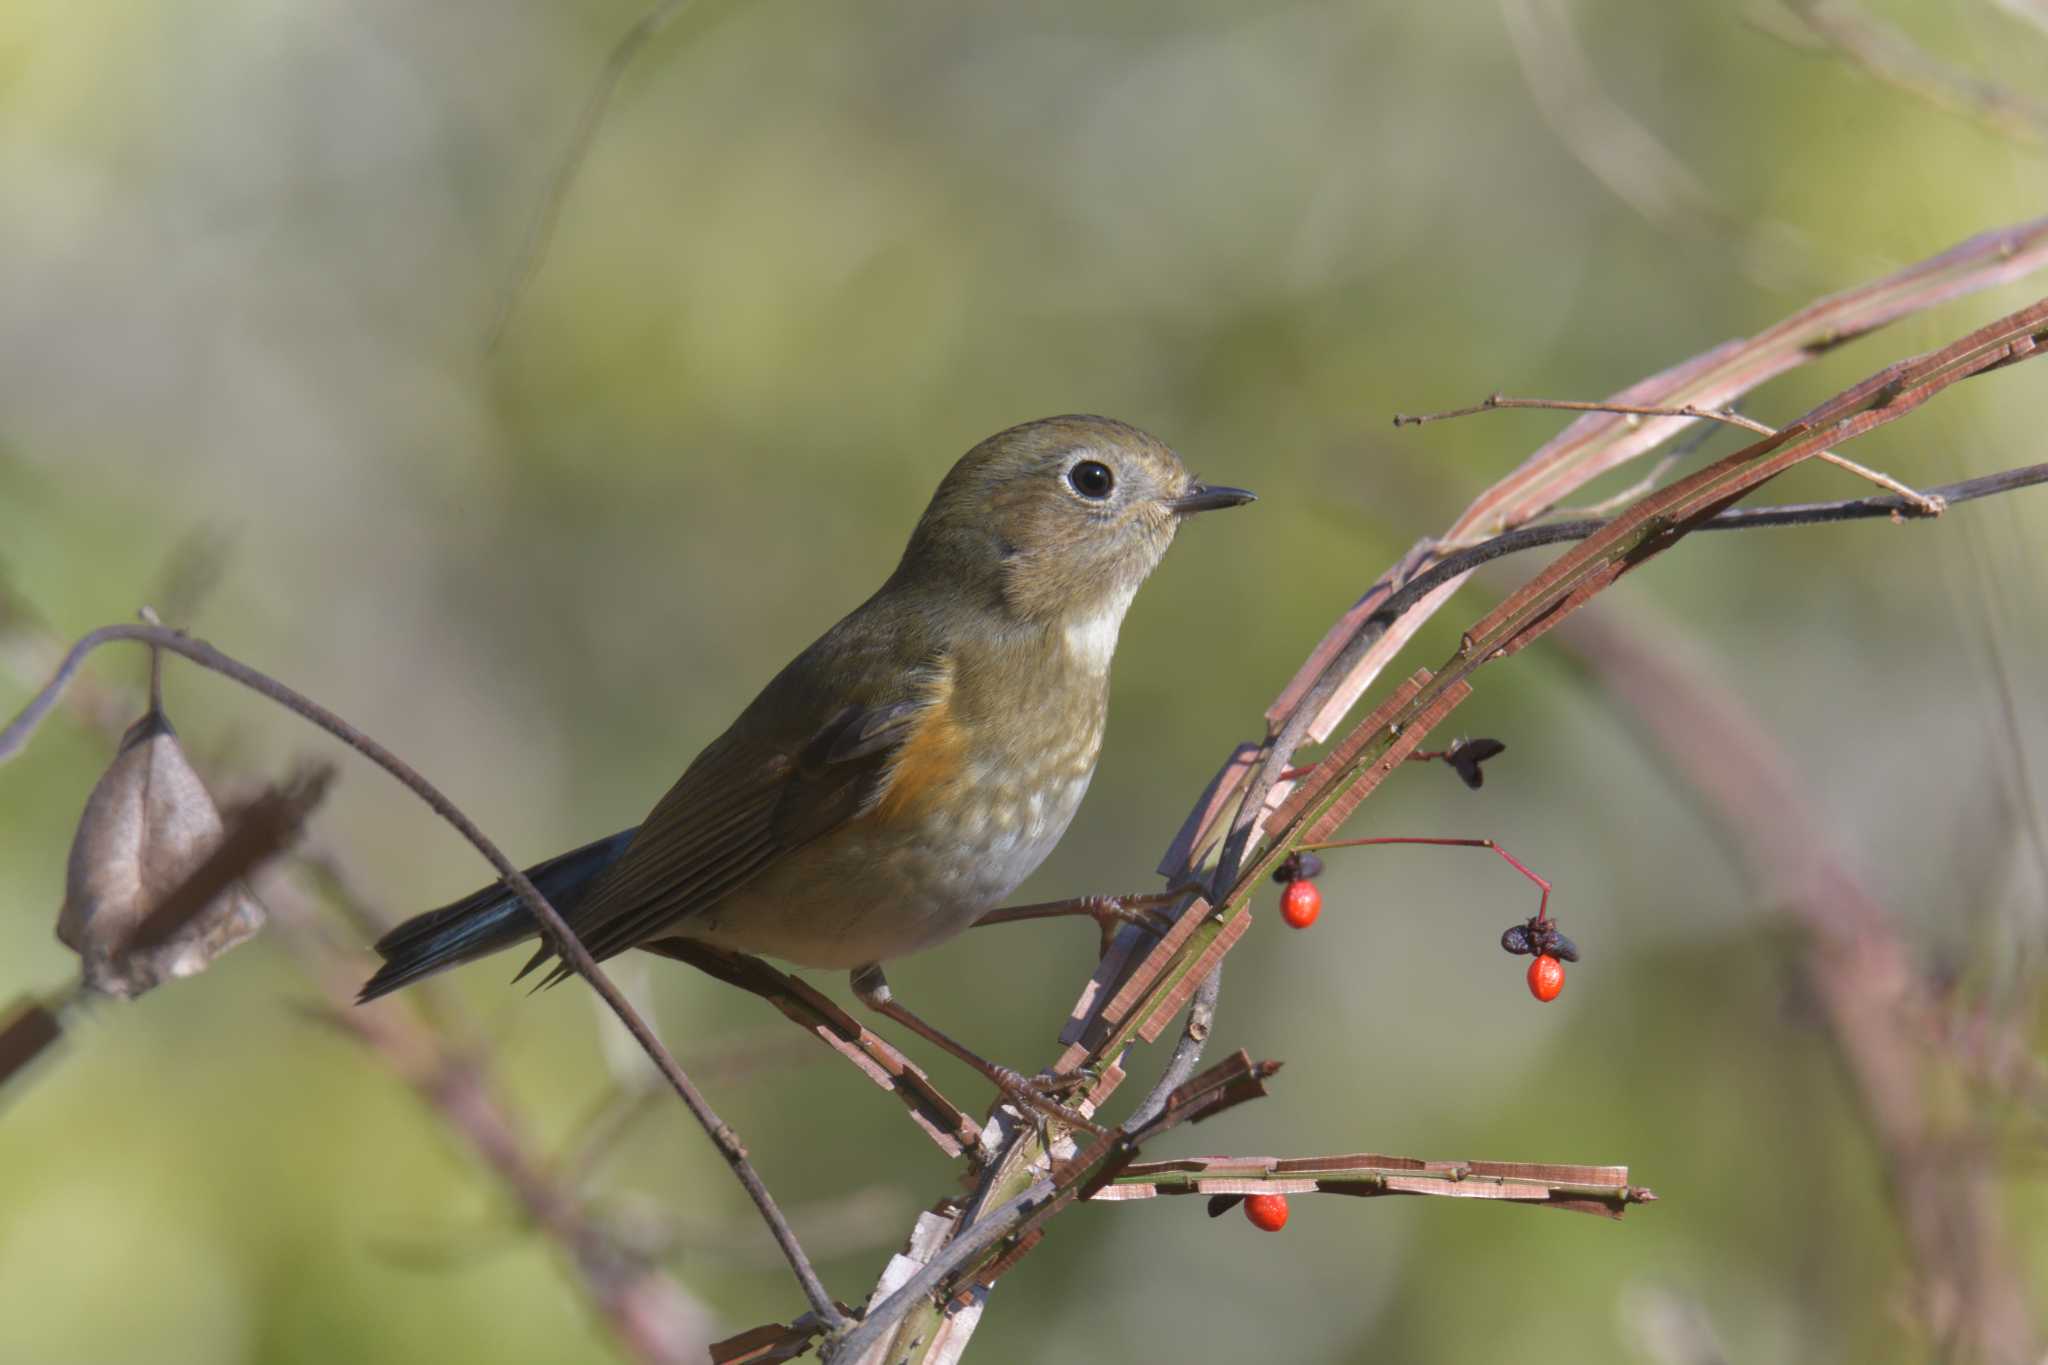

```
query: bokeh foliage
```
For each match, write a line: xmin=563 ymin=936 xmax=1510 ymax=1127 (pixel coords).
xmin=3 ymin=1 xmax=2045 ymax=1361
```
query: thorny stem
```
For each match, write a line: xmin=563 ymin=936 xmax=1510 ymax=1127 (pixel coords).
xmin=0 ymin=623 xmax=848 ymax=1331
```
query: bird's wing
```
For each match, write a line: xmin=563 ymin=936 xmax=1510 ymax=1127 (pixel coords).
xmin=525 ymin=625 xmax=946 ymax=978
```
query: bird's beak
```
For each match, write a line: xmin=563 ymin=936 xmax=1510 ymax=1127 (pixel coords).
xmin=1167 ymin=482 xmax=1257 ymax=517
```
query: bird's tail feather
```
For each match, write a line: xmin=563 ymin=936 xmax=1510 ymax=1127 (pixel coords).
xmin=356 ymin=827 xmax=639 ymax=1001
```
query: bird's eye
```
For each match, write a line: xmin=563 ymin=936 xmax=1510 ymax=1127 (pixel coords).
xmin=1068 ymin=460 xmax=1115 ymax=500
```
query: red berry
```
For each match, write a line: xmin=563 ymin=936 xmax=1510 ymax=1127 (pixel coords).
xmin=1527 ymin=954 xmax=1564 ymax=1002
xmin=1280 ymin=879 xmax=1321 ymax=929
xmin=1243 ymin=1192 xmax=1290 ymax=1232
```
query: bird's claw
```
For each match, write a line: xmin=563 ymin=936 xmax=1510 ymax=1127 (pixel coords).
xmin=1088 ymin=897 xmax=1176 ymax=938
xmin=989 ymin=1064 xmax=1105 ymax=1137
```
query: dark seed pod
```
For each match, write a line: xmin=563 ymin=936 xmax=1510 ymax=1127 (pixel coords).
xmin=1500 ymin=923 xmax=1533 ymax=955
xmin=1447 ymin=737 xmax=1507 ymax=791
xmin=1206 ymin=1194 xmax=1246 ymax=1218
xmin=1271 ymin=851 xmax=1326 ymax=884
xmin=1549 ymin=932 xmax=1580 ymax=963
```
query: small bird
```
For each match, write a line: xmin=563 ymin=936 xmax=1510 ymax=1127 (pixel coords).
xmin=359 ymin=416 xmax=1252 ymax=1106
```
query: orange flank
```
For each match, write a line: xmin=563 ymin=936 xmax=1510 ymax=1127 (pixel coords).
xmin=870 ymin=669 xmax=968 ymax=823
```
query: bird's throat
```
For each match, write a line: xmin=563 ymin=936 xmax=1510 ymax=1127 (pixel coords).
xmin=1058 ymin=581 xmax=1139 ymax=675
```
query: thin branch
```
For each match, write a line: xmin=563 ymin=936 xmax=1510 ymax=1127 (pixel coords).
xmin=991 ymin=455 xmax=2048 ymax=1326
xmin=1122 ymin=963 xmax=1222 ymax=1133
xmin=1394 ymin=393 xmax=1943 ymax=512
xmin=642 ymin=939 xmax=982 ymax=1158
xmin=829 ymin=1053 xmax=1280 ymax=1362
xmin=850 ymin=236 xmax=2048 ymax=1361
xmin=1055 ymin=319 xmax=2048 ymax=1151
xmin=1098 ymin=1152 xmax=1653 ymax=1219
xmin=1258 ymin=214 xmax=2048 ymax=753
xmin=2 ymin=610 xmax=713 ymax=1361
xmin=0 ymin=623 xmax=846 ymax=1331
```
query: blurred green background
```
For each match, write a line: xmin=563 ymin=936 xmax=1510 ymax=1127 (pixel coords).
xmin=4 ymin=1 xmax=2046 ymax=1361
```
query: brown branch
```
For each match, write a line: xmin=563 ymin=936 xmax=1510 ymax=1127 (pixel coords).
xmin=0 ymin=610 xmax=719 ymax=1362
xmin=1393 ymin=393 xmax=1942 ymax=512
xmin=0 ymin=623 xmax=847 ymax=1330
xmin=1566 ymin=606 xmax=2039 ymax=1361
xmin=828 ymin=1052 xmax=1283 ymax=1363
xmin=1265 ymin=214 xmax=2048 ymax=754
xmin=1098 ymin=1152 xmax=1653 ymax=1220
xmin=847 ymin=445 xmax=2048 ymax=1355
xmin=642 ymin=940 xmax=982 ymax=1158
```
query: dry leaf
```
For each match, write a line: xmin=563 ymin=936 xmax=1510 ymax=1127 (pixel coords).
xmin=57 ymin=706 xmax=265 ymax=998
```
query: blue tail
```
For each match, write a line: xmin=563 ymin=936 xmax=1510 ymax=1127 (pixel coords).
xmin=356 ymin=827 xmax=639 ymax=1001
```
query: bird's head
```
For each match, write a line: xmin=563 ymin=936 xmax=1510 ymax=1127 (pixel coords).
xmin=899 ymin=415 xmax=1254 ymax=629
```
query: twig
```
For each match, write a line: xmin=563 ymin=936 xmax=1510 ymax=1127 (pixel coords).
xmin=830 ymin=1054 xmax=1280 ymax=1362
xmin=1257 ymin=214 xmax=2048 ymax=754
xmin=923 ymin=455 xmax=2048 ymax=1356
xmin=1122 ymin=963 xmax=1222 ymax=1133
xmin=1097 ymin=1152 xmax=1653 ymax=1218
xmin=2 ymin=612 xmax=712 ymax=1361
xmin=1394 ymin=394 xmax=1943 ymax=513
xmin=642 ymin=939 xmax=982 ymax=1158
xmin=0 ymin=623 xmax=846 ymax=1330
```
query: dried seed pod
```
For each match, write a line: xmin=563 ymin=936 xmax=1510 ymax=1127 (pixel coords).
xmin=58 ymin=706 xmax=265 ymax=999
xmin=1500 ymin=923 xmax=1533 ymax=955
xmin=1447 ymin=738 xmax=1507 ymax=790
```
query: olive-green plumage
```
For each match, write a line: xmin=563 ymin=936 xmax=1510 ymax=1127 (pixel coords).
xmin=360 ymin=415 xmax=1251 ymax=1003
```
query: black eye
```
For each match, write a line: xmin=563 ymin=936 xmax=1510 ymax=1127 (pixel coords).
xmin=1068 ymin=460 xmax=1115 ymax=500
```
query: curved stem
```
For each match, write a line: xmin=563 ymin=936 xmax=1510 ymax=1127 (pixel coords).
xmin=1299 ymin=836 xmax=1552 ymax=924
xmin=0 ymin=623 xmax=846 ymax=1330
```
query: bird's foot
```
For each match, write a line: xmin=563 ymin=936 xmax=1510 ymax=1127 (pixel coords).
xmin=988 ymin=1063 xmax=1106 ymax=1137
xmin=1084 ymin=895 xmax=1178 ymax=940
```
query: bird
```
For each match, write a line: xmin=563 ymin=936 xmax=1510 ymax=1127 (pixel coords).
xmin=358 ymin=415 xmax=1253 ymax=1111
